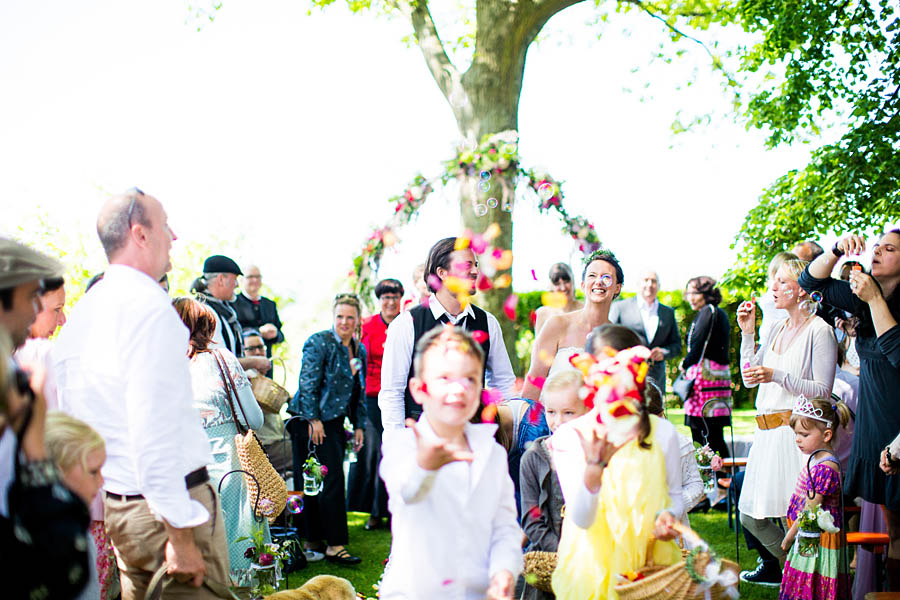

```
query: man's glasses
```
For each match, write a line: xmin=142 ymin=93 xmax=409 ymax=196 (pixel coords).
xmin=126 ymin=187 xmax=145 ymax=228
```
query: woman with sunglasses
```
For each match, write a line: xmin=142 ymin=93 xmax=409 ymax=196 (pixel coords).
xmin=287 ymin=293 xmax=366 ymax=565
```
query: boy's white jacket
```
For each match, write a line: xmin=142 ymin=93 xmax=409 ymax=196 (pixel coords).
xmin=379 ymin=417 xmax=524 ymax=599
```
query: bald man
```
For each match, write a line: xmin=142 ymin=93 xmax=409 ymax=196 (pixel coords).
xmin=54 ymin=189 xmax=229 ymax=599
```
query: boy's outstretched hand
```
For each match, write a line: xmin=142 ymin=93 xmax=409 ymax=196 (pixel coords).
xmin=407 ymin=418 xmax=475 ymax=471
xmin=486 ymin=570 xmax=514 ymax=599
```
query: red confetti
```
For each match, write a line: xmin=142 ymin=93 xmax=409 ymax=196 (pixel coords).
xmin=427 ymin=274 xmax=442 ymax=291
xmin=582 ymin=389 xmax=596 ymax=410
xmin=503 ymin=294 xmax=519 ymax=320
xmin=476 ymin=273 xmax=493 ymax=291
xmin=530 ymin=309 xmax=538 ymax=327
xmin=610 ymin=404 xmax=633 ymax=418
xmin=442 ymin=579 xmax=453 ymax=586
xmin=528 ymin=506 xmax=542 ymax=520
xmin=481 ymin=387 xmax=503 ymax=405
xmin=527 ymin=401 xmax=544 ymax=425
xmin=526 ymin=375 xmax=546 ymax=390
xmin=470 ymin=234 xmax=487 ymax=254
xmin=481 ymin=404 xmax=498 ymax=423
xmin=472 ymin=330 xmax=489 ymax=344
xmin=531 ymin=269 xmax=538 ymax=281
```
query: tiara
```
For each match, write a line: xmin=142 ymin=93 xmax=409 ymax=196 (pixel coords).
xmin=792 ymin=395 xmax=832 ymax=426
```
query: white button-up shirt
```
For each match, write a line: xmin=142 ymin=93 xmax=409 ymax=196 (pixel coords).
xmin=378 ymin=299 xmax=517 ymax=431
xmin=638 ymin=298 xmax=660 ymax=345
xmin=379 ymin=417 xmax=523 ymax=599
xmin=53 ymin=265 xmax=212 ymax=528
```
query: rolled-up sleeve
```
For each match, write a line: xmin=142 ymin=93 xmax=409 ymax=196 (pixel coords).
xmin=379 ymin=312 xmax=414 ymax=431
xmin=125 ymin=309 xmax=209 ymax=528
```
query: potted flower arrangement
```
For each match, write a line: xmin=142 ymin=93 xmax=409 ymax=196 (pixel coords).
xmin=302 ymin=453 xmax=327 ymax=496
xmin=694 ymin=444 xmax=723 ymax=494
xmin=237 ymin=524 xmax=296 ymax=597
xmin=793 ymin=503 xmax=839 ymax=558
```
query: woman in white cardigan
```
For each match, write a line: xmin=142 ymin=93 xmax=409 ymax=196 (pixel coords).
xmin=735 ymin=257 xmax=837 ymax=585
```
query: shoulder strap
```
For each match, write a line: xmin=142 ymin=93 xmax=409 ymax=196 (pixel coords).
xmin=211 ymin=350 xmax=249 ymax=435
xmin=697 ymin=305 xmax=716 ymax=363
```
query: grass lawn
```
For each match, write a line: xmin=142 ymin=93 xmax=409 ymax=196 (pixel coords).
xmin=666 ymin=407 xmax=760 ymax=439
xmin=284 ymin=510 xmax=779 ymax=599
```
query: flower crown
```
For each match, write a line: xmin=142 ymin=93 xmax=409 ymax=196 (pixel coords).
xmin=792 ymin=395 xmax=832 ymax=427
xmin=567 ymin=345 xmax=652 ymax=421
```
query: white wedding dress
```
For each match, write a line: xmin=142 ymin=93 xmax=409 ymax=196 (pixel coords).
xmin=548 ymin=346 xmax=581 ymax=378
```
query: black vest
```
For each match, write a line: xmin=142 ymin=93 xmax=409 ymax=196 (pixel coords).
xmin=404 ymin=303 xmax=491 ymax=420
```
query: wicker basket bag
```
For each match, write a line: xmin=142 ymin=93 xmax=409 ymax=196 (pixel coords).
xmin=249 ymin=375 xmax=290 ymax=414
xmin=522 ymin=550 xmax=558 ymax=593
xmin=615 ymin=524 xmax=739 ymax=600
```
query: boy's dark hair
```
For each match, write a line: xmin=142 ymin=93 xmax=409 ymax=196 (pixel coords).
xmin=582 ymin=249 xmax=624 ymax=286
xmin=374 ymin=278 xmax=404 ymax=299
xmin=585 ymin=324 xmax=641 ymax=354
xmin=424 ymin=237 xmax=458 ymax=293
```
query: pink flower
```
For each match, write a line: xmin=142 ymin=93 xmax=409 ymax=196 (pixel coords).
xmin=320 ymin=465 xmax=329 ymax=476
xmin=258 ymin=552 xmax=274 ymax=566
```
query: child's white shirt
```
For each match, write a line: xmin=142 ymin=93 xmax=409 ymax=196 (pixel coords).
xmin=379 ymin=416 xmax=524 ymax=599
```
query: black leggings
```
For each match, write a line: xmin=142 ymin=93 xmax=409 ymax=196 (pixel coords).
xmin=686 ymin=416 xmax=731 ymax=459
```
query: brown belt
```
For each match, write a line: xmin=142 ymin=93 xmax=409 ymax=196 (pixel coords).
xmin=755 ymin=411 xmax=793 ymax=430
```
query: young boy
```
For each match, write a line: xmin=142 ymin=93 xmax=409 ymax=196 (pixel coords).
xmin=379 ymin=326 xmax=523 ymax=599
xmin=518 ymin=370 xmax=587 ymax=599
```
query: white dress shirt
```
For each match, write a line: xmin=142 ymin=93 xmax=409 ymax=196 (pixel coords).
xmin=14 ymin=338 xmax=59 ymax=411
xmin=379 ymin=417 xmax=523 ymax=599
xmin=53 ymin=265 xmax=213 ymax=528
xmin=378 ymin=298 xmax=517 ymax=430
xmin=550 ymin=414 xmax=683 ymax=528
xmin=638 ymin=298 xmax=660 ymax=345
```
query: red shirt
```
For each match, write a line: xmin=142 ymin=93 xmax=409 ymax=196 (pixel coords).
xmin=361 ymin=313 xmax=389 ymax=396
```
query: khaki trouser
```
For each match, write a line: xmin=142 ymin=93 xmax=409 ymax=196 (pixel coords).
xmin=104 ymin=483 xmax=230 ymax=600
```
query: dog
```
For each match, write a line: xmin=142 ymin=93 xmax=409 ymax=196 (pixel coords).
xmin=264 ymin=574 xmax=356 ymax=600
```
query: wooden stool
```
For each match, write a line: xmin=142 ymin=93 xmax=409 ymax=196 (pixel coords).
xmin=848 ymin=532 xmax=890 ymax=554
xmin=864 ymin=593 xmax=900 ymax=599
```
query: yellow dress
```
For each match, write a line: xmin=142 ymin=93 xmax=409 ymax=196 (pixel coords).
xmin=552 ymin=417 xmax=681 ymax=599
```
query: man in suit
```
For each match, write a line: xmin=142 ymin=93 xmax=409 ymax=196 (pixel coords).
xmin=609 ymin=270 xmax=681 ymax=391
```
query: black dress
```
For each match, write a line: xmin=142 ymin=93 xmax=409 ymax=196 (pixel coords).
xmin=800 ymin=267 xmax=900 ymax=508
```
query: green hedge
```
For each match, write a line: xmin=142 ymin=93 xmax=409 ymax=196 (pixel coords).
xmin=512 ymin=289 xmax=758 ymax=409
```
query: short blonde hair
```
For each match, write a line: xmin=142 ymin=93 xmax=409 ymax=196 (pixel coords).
xmin=779 ymin=258 xmax=810 ymax=282
xmin=542 ymin=370 xmax=582 ymax=396
xmin=45 ymin=412 xmax=105 ymax=473
xmin=768 ymin=252 xmax=798 ymax=281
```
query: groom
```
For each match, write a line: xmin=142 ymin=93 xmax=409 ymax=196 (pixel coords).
xmin=609 ymin=270 xmax=681 ymax=391
xmin=378 ymin=237 xmax=517 ymax=431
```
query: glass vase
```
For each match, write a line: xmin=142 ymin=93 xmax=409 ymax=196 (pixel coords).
xmin=796 ymin=529 xmax=820 ymax=558
xmin=698 ymin=465 xmax=715 ymax=494
xmin=302 ymin=472 xmax=323 ymax=496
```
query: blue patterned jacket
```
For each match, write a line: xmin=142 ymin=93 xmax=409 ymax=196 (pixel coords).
xmin=288 ymin=329 xmax=367 ymax=429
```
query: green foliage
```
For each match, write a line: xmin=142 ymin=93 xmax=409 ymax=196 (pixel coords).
xmin=722 ymin=0 xmax=900 ymax=290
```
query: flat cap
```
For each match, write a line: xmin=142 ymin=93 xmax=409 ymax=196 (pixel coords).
xmin=203 ymin=255 xmax=242 ymax=276
xmin=0 ymin=238 xmax=65 ymax=290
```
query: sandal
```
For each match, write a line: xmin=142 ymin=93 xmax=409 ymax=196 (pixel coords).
xmin=324 ymin=548 xmax=361 ymax=565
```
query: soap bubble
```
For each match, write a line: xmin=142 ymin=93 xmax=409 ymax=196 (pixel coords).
xmin=473 ymin=203 xmax=488 ymax=217
xmin=286 ymin=495 xmax=304 ymax=515
xmin=487 ymin=197 xmax=498 ymax=208
xmin=764 ymin=238 xmax=774 ymax=247
xmin=480 ymin=170 xmax=491 ymax=181
xmin=599 ymin=274 xmax=613 ymax=288
xmin=538 ymin=183 xmax=554 ymax=201
xmin=478 ymin=181 xmax=491 ymax=193
xmin=811 ymin=291 xmax=823 ymax=303
xmin=501 ymin=200 xmax=514 ymax=213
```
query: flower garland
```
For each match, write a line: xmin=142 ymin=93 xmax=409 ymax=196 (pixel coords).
xmin=348 ymin=131 xmax=602 ymax=305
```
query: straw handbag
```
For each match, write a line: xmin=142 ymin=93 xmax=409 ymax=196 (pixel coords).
xmin=615 ymin=523 xmax=739 ymax=600
xmin=212 ymin=350 xmax=287 ymax=523
xmin=522 ymin=550 xmax=557 ymax=593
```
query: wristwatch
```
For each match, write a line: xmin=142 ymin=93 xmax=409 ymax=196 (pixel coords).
xmin=832 ymin=242 xmax=845 ymax=258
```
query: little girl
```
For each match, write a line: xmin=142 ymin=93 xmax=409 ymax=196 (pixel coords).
xmin=779 ymin=396 xmax=851 ymax=600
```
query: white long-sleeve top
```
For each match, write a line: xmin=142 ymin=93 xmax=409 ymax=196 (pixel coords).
xmin=740 ymin=316 xmax=837 ymax=410
xmin=550 ymin=414 xmax=683 ymax=529
xmin=379 ymin=417 xmax=523 ymax=599
xmin=378 ymin=299 xmax=517 ymax=431
xmin=53 ymin=265 xmax=213 ymax=528
xmin=677 ymin=433 xmax=705 ymax=523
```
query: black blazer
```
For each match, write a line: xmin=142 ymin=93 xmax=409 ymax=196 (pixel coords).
xmin=232 ymin=293 xmax=285 ymax=357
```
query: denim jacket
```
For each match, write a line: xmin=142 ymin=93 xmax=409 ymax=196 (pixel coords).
xmin=288 ymin=329 xmax=367 ymax=429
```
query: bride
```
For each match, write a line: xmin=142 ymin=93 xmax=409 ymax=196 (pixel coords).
xmin=522 ymin=250 xmax=624 ymax=400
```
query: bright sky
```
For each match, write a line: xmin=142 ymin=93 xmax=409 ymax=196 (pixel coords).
xmin=1 ymin=0 xmax=830 ymax=347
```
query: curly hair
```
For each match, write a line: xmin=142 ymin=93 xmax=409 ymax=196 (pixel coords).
xmin=686 ymin=276 xmax=722 ymax=306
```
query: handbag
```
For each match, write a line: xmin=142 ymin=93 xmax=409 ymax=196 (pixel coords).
xmin=249 ymin=357 xmax=291 ymax=414
xmin=523 ymin=550 xmax=558 ymax=593
xmin=212 ymin=350 xmax=288 ymax=523
xmin=673 ymin=306 xmax=716 ymax=403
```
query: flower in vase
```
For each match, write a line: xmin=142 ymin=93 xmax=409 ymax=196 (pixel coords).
xmin=320 ymin=465 xmax=329 ymax=476
xmin=244 ymin=547 xmax=257 ymax=559
xmin=258 ymin=552 xmax=275 ymax=566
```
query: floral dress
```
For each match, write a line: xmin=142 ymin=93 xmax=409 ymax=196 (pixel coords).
xmin=779 ymin=458 xmax=850 ymax=600
xmin=189 ymin=349 xmax=269 ymax=587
